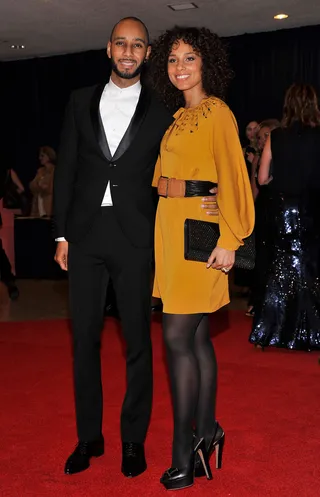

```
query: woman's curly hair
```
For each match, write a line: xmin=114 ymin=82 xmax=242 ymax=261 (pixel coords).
xmin=147 ymin=26 xmax=233 ymax=112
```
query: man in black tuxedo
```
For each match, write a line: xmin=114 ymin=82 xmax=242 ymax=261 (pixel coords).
xmin=53 ymin=17 xmax=173 ymax=477
xmin=54 ymin=16 xmax=217 ymax=478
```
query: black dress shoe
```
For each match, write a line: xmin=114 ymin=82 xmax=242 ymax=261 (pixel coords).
xmin=64 ymin=436 xmax=104 ymax=475
xmin=121 ymin=442 xmax=147 ymax=477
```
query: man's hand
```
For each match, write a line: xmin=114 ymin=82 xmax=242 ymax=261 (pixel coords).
xmin=201 ymin=187 xmax=218 ymax=216
xmin=54 ymin=241 xmax=69 ymax=271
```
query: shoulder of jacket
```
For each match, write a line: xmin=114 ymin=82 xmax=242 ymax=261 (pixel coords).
xmin=71 ymin=84 xmax=100 ymax=101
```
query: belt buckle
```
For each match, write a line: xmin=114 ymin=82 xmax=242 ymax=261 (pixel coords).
xmin=160 ymin=176 xmax=169 ymax=198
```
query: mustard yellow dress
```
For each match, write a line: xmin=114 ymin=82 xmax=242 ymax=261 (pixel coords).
xmin=152 ymin=97 xmax=255 ymax=314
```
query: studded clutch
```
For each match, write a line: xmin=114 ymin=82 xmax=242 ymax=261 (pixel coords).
xmin=184 ymin=219 xmax=255 ymax=270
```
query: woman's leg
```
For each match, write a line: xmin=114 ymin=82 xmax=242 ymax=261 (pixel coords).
xmin=193 ymin=315 xmax=217 ymax=439
xmin=162 ymin=312 xmax=203 ymax=468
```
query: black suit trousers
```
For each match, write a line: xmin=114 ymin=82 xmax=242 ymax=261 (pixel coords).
xmin=68 ymin=207 xmax=153 ymax=442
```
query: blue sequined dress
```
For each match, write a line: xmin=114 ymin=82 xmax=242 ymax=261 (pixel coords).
xmin=249 ymin=123 xmax=320 ymax=351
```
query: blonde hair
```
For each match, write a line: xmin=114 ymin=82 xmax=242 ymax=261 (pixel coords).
xmin=258 ymin=119 xmax=280 ymax=131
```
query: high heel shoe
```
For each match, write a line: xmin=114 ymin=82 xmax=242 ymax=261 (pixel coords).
xmin=194 ymin=423 xmax=225 ymax=478
xmin=160 ymin=438 xmax=212 ymax=490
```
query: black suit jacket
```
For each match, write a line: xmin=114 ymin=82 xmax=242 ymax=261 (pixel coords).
xmin=53 ymin=82 xmax=173 ymax=248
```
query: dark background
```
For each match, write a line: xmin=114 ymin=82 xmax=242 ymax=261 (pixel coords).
xmin=1 ymin=24 xmax=320 ymax=187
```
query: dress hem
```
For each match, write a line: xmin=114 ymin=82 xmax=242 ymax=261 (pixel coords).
xmin=153 ymin=298 xmax=230 ymax=315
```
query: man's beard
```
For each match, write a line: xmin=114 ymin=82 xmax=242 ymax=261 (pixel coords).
xmin=111 ymin=57 xmax=144 ymax=80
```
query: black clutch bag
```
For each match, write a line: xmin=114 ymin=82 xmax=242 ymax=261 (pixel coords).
xmin=184 ymin=219 xmax=255 ymax=270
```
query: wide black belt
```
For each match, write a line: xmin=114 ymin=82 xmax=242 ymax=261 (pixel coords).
xmin=157 ymin=177 xmax=217 ymax=198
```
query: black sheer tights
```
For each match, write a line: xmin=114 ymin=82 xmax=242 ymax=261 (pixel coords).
xmin=163 ymin=313 xmax=217 ymax=468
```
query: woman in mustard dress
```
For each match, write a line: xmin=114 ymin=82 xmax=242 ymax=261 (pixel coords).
xmin=149 ymin=27 xmax=255 ymax=490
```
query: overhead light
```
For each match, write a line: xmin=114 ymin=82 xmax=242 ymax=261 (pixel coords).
xmin=168 ymin=3 xmax=198 ymax=11
xmin=11 ymin=44 xmax=25 ymax=49
xmin=274 ymin=13 xmax=289 ymax=20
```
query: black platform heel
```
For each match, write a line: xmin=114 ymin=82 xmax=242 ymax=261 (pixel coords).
xmin=194 ymin=423 xmax=225 ymax=478
xmin=160 ymin=438 xmax=212 ymax=490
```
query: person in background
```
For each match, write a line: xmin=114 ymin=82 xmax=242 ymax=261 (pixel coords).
xmin=249 ymin=84 xmax=320 ymax=351
xmin=0 ymin=164 xmax=19 ymax=300
xmin=10 ymin=169 xmax=25 ymax=197
xmin=30 ymin=146 xmax=56 ymax=217
xmin=246 ymin=119 xmax=280 ymax=317
xmin=0 ymin=238 xmax=19 ymax=300
xmin=234 ymin=120 xmax=258 ymax=297
xmin=250 ymin=120 xmax=280 ymax=200
xmin=148 ymin=26 xmax=254 ymax=490
xmin=243 ymin=120 xmax=258 ymax=177
xmin=1 ymin=167 xmax=28 ymax=214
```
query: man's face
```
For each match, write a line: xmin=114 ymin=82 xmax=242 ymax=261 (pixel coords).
xmin=107 ymin=19 xmax=151 ymax=80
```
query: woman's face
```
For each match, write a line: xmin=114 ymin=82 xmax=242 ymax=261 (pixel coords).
xmin=257 ymin=126 xmax=270 ymax=150
xmin=246 ymin=121 xmax=258 ymax=141
xmin=167 ymin=40 xmax=203 ymax=93
xmin=39 ymin=151 xmax=49 ymax=165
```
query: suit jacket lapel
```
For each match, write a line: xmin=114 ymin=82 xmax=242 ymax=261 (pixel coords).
xmin=90 ymin=84 xmax=112 ymax=162
xmin=112 ymin=86 xmax=151 ymax=162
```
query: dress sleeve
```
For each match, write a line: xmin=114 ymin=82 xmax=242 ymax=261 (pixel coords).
xmin=152 ymin=155 xmax=161 ymax=187
xmin=212 ymin=104 xmax=255 ymax=251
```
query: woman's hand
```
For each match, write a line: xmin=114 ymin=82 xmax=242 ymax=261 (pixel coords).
xmin=206 ymin=246 xmax=235 ymax=273
xmin=246 ymin=151 xmax=255 ymax=164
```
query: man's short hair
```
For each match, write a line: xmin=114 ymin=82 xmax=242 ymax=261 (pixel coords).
xmin=110 ymin=17 xmax=150 ymax=45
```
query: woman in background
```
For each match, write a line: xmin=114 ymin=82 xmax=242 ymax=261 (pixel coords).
xmin=250 ymin=119 xmax=280 ymax=200
xmin=234 ymin=120 xmax=258 ymax=296
xmin=249 ymin=84 xmax=320 ymax=350
xmin=30 ymin=146 xmax=56 ymax=217
xmin=243 ymin=120 xmax=258 ymax=178
xmin=246 ymin=119 xmax=280 ymax=317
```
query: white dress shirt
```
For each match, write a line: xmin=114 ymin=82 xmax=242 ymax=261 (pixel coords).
xmin=56 ymin=79 xmax=141 ymax=241
xmin=100 ymin=78 xmax=141 ymax=205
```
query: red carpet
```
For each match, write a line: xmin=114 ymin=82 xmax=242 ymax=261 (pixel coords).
xmin=0 ymin=311 xmax=319 ymax=497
